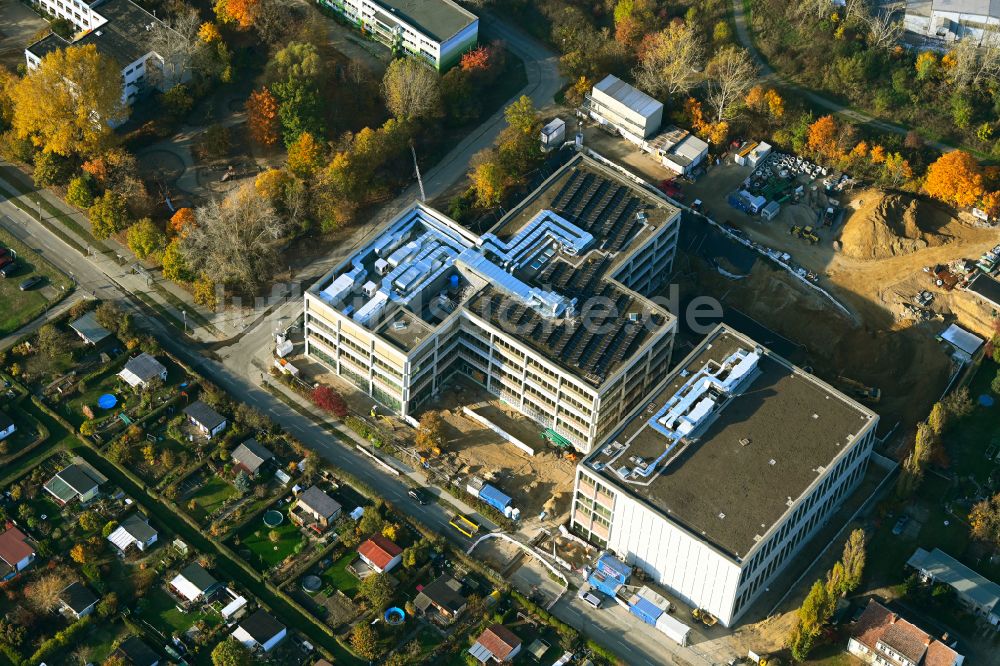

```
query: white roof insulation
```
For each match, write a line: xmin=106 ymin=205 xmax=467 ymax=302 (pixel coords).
xmin=170 ymin=572 xmax=205 ymax=602
xmin=941 ymin=324 xmax=983 ymax=356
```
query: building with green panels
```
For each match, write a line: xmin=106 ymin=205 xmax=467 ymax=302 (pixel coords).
xmin=319 ymin=0 xmax=478 ymax=70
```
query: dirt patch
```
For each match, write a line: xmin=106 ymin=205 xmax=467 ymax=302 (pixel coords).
xmin=421 ymin=378 xmax=577 ymax=525
xmin=840 ymin=190 xmax=953 ymax=261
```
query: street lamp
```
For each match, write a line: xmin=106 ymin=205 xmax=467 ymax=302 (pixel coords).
xmin=182 ymin=309 xmax=187 ymax=333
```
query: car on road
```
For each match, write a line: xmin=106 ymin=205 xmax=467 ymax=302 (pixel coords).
xmin=578 ymin=587 xmax=602 ymax=608
xmin=19 ymin=275 xmax=42 ymax=291
xmin=407 ymin=487 xmax=430 ymax=505
xmin=892 ymin=515 xmax=909 ymax=536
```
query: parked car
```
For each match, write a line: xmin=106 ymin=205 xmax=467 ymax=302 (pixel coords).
xmin=407 ymin=487 xmax=430 ymax=505
xmin=578 ymin=587 xmax=602 ymax=608
xmin=892 ymin=515 xmax=909 ymax=536
xmin=0 ymin=259 xmax=17 ymax=278
xmin=19 ymin=275 xmax=42 ymax=291
xmin=0 ymin=246 xmax=9 ymax=257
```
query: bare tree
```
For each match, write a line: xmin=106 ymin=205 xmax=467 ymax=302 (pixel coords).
xmin=181 ymin=182 xmax=291 ymax=293
xmin=26 ymin=572 xmax=68 ymax=612
xmin=860 ymin=6 xmax=903 ymax=51
xmin=950 ymin=31 xmax=1000 ymax=89
xmin=381 ymin=57 xmax=441 ymax=120
xmin=633 ymin=21 xmax=705 ymax=99
xmin=705 ymin=46 xmax=757 ymax=123
xmin=148 ymin=5 xmax=204 ymax=88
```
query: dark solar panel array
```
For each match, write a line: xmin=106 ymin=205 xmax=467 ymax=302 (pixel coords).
xmin=550 ymin=168 xmax=648 ymax=252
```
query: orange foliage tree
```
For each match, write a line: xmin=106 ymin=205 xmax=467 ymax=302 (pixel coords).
xmin=286 ymin=131 xmax=324 ymax=178
xmin=461 ymin=47 xmax=490 ymax=72
xmin=246 ymin=87 xmax=279 ymax=146
xmin=924 ymin=150 xmax=985 ymax=208
xmin=169 ymin=208 xmax=196 ymax=237
xmin=684 ymin=97 xmax=728 ymax=145
xmin=807 ymin=115 xmax=841 ymax=161
xmin=215 ymin=0 xmax=258 ymax=29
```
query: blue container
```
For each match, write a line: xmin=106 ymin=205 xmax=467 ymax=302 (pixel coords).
xmin=629 ymin=597 xmax=663 ymax=626
xmin=479 ymin=484 xmax=512 ymax=512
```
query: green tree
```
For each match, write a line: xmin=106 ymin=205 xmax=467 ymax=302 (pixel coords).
xmin=233 ymin=471 xmax=252 ymax=494
xmin=66 ymin=175 xmax=95 ymax=208
xmin=125 ymin=217 xmax=167 ymax=259
xmin=992 ymin=370 xmax=1000 ymax=396
xmin=89 ymin=191 xmax=129 ymax=239
xmin=272 ymin=78 xmax=323 ymax=146
xmin=101 ymin=520 xmax=119 ymax=538
xmin=78 ymin=511 xmax=101 ymax=533
xmin=33 ymin=150 xmax=73 ymax=186
xmin=211 ymin=638 xmax=252 ymax=666
xmin=36 ymin=324 xmax=66 ymax=359
xmin=161 ymin=84 xmax=194 ymax=118
xmin=840 ymin=529 xmax=866 ymax=594
xmin=266 ymin=41 xmax=322 ymax=83
xmin=382 ymin=57 xmax=441 ymax=120
xmin=357 ymin=572 xmax=393 ymax=610
xmin=162 ymin=239 xmax=192 ymax=282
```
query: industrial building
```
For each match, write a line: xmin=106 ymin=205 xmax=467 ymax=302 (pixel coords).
xmin=904 ymin=0 xmax=1000 ymax=45
xmin=570 ymin=325 xmax=879 ymax=626
xmin=587 ymin=75 xmax=664 ymax=143
xmin=645 ymin=126 xmax=709 ymax=176
xmin=907 ymin=547 xmax=1000 ymax=626
xmin=316 ymin=0 xmax=478 ymax=70
xmin=24 ymin=0 xmax=189 ymax=111
xmin=304 ymin=154 xmax=681 ymax=453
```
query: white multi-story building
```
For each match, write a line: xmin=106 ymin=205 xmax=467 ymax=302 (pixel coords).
xmin=904 ymin=0 xmax=1000 ymax=45
xmin=571 ymin=325 xmax=879 ymax=626
xmin=587 ymin=74 xmax=664 ymax=143
xmin=25 ymin=0 xmax=186 ymax=110
xmin=304 ymin=154 xmax=682 ymax=453
xmin=317 ymin=0 xmax=478 ymax=70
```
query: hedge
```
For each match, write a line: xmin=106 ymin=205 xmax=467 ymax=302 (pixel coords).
xmin=26 ymin=616 xmax=92 ymax=665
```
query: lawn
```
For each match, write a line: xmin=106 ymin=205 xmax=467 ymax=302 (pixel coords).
xmin=137 ymin=586 xmax=221 ymax=636
xmin=186 ymin=475 xmax=238 ymax=522
xmin=236 ymin=512 xmax=304 ymax=570
xmin=321 ymin=550 xmax=360 ymax=596
xmin=0 ymin=226 xmax=72 ymax=335
xmin=945 ymin=359 xmax=1000 ymax=487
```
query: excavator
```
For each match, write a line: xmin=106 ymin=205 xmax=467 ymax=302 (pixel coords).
xmin=789 ymin=225 xmax=820 ymax=245
xmin=837 ymin=376 xmax=882 ymax=404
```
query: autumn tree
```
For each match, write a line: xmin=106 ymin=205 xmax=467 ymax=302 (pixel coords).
xmin=169 ymin=207 xmax=197 ymax=237
xmin=67 ymin=175 xmax=95 ymax=208
xmin=357 ymin=572 xmax=393 ymax=611
xmin=970 ymin=493 xmax=1000 ymax=550
xmin=214 ymin=0 xmax=259 ymax=29
xmin=382 ymin=57 xmax=441 ymax=120
xmin=148 ymin=6 xmax=206 ymax=89
xmin=928 ymin=402 xmax=948 ymax=435
xmin=162 ymin=239 xmax=192 ymax=282
xmin=266 ymin=41 xmax=322 ymax=84
xmin=126 ymin=218 xmax=167 ymax=260
xmin=26 ymin=572 xmax=67 ymax=612
xmin=180 ymin=182 xmax=290 ymax=292
xmin=211 ymin=638 xmax=252 ymax=666
xmin=470 ymin=154 xmax=506 ymax=208
xmin=614 ymin=0 xmax=656 ymax=49
xmin=350 ymin=622 xmax=379 ymax=660
xmin=840 ymin=529 xmax=866 ymax=594
xmin=311 ymin=385 xmax=348 ymax=418
xmin=924 ymin=150 xmax=985 ymax=208
xmin=12 ymin=44 xmax=125 ymax=156
xmin=705 ymin=46 xmax=756 ymax=122
xmin=246 ymin=87 xmax=280 ymax=146
xmin=415 ymin=410 xmax=444 ymax=451
xmin=286 ymin=131 xmax=324 ymax=178
xmin=634 ymin=21 xmax=705 ymax=100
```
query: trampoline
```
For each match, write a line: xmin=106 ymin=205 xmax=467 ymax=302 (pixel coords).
xmin=302 ymin=575 xmax=322 ymax=593
xmin=263 ymin=510 xmax=284 ymax=527
xmin=97 ymin=394 xmax=117 ymax=409
xmin=384 ymin=607 xmax=405 ymax=625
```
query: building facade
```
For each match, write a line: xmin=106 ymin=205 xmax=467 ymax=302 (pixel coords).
xmin=304 ymin=154 xmax=681 ymax=453
xmin=904 ymin=0 xmax=1000 ymax=45
xmin=317 ymin=0 xmax=478 ymax=69
xmin=571 ymin=325 xmax=879 ymax=626
xmin=587 ymin=74 xmax=664 ymax=142
xmin=25 ymin=0 xmax=188 ymax=111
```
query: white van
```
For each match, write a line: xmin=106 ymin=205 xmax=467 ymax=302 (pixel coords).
xmin=578 ymin=587 xmax=602 ymax=608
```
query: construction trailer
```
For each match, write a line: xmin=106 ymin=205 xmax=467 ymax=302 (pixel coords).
xmin=541 ymin=118 xmax=566 ymax=151
xmin=587 ymin=552 xmax=632 ymax=598
xmin=466 ymin=477 xmax=520 ymax=520
xmin=761 ymin=201 xmax=781 ymax=221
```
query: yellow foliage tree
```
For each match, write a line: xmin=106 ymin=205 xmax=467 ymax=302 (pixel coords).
xmin=980 ymin=191 xmax=1000 ymax=218
xmin=286 ymin=131 xmax=324 ymax=178
xmin=11 ymin=45 xmax=125 ymax=157
xmin=764 ymin=89 xmax=784 ymax=118
xmin=924 ymin=150 xmax=985 ymax=208
xmin=470 ymin=158 xmax=506 ymax=208
xmin=255 ymin=168 xmax=290 ymax=200
xmin=869 ymin=144 xmax=886 ymax=164
xmin=198 ymin=21 xmax=222 ymax=44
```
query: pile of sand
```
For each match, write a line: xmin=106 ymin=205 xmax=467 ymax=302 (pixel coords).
xmin=840 ymin=190 xmax=952 ymax=260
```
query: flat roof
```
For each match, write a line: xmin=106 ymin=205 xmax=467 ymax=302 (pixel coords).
xmin=907 ymin=547 xmax=1000 ymax=611
xmin=968 ymin=273 xmax=1000 ymax=309
xmin=584 ymin=325 xmax=877 ymax=560
xmin=73 ymin=0 xmax=162 ymax=68
xmin=372 ymin=0 xmax=477 ymax=42
xmin=310 ymin=154 xmax=680 ymax=387
xmin=592 ymin=75 xmax=664 ymax=119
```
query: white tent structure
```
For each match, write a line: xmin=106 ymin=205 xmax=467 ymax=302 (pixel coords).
xmin=941 ymin=324 xmax=984 ymax=360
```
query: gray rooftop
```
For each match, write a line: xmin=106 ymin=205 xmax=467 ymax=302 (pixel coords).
xmin=73 ymin=0 xmax=163 ymax=68
xmin=238 ymin=609 xmax=286 ymax=644
xmin=184 ymin=400 xmax=226 ymax=430
xmin=372 ymin=0 xmax=477 ymax=42
xmin=120 ymin=353 xmax=167 ymax=383
xmin=968 ymin=273 xmax=1000 ymax=308
xmin=593 ymin=74 xmax=664 ymax=119
xmin=907 ymin=547 xmax=1000 ymax=611
xmin=584 ymin=325 xmax=877 ymax=560
xmin=297 ymin=486 xmax=342 ymax=519
xmin=45 ymin=463 xmax=104 ymax=501
xmin=178 ymin=562 xmax=219 ymax=593
xmin=120 ymin=513 xmax=157 ymax=543
xmin=61 ymin=581 xmax=99 ymax=614
xmin=69 ymin=311 xmax=112 ymax=345
xmin=931 ymin=0 xmax=1000 ymax=16
xmin=232 ymin=439 xmax=274 ymax=473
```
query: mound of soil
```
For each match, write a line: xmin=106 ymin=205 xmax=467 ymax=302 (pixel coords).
xmin=840 ymin=191 xmax=952 ymax=260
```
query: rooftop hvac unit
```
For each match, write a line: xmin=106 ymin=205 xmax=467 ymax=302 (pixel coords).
xmin=375 ymin=259 xmax=390 ymax=275
xmin=362 ymin=281 xmax=378 ymax=297
xmin=615 ymin=466 xmax=631 ymax=479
